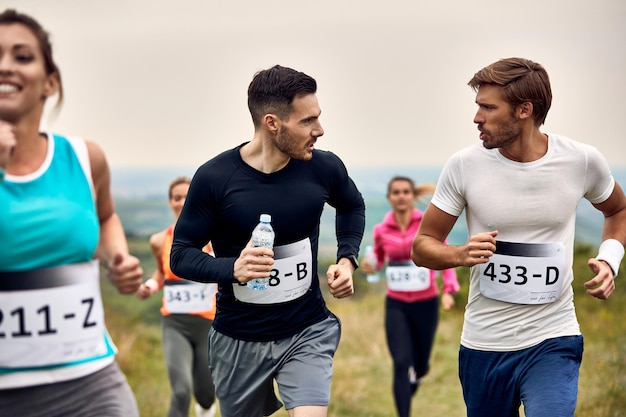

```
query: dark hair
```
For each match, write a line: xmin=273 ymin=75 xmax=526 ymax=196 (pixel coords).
xmin=247 ymin=65 xmax=317 ymax=127
xmin=0 ymin=9 xmax=63 ymax=112
xmin=387 ymin=176 xmax=435 ymax=203
xmin=468 ymin=57 xmax=552 ymax=126
xmin=387 ymin=176 xmax=416 ymax=197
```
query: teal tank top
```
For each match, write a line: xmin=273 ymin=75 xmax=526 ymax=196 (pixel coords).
xmin=0 ymin=134 xmax=100 ymax=271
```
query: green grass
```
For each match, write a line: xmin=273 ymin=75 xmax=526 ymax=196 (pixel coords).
xmin=102 ymin=240 xmax=626 ymax=417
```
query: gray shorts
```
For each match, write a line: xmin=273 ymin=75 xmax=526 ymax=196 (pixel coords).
xmin=209 ymin=313 xmax=341 ymax=417
xmin=0 ymin=362 xmax=138 ymax=417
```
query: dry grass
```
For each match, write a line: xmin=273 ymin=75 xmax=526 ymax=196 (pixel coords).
xmin=104 ymin=241 xmax=626 ymax=417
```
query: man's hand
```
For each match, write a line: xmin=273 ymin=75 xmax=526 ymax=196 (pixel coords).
xmin=460 ymin=230 xmax=498 ymax=267
xmin=326 ymin=259 xmax=355 ymax=299
xmin=584 ymin=258 xmax=616 ymax=300
xmin=233 ymin=240 xmax=274 ymax=284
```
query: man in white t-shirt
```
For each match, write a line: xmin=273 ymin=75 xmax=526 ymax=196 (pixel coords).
xmin=411 ymin=57 xmax=626 ymax=417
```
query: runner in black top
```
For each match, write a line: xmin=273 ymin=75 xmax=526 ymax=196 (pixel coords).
xmin=171 ymin=65 xmax=365 ymax=417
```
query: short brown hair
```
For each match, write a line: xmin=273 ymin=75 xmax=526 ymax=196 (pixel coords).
xmin=468 ymin=58 xmax=552 ymax=126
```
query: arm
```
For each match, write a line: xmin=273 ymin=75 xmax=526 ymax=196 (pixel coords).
xmin=439 ymin=236 xmax=461 ymax=310
xmin=327 ymin=198 xmax=364 ymax=299
xmin=136 ymin=230 xmax=166 ymax=300
xmin=439 ymin=252 xmax=460 ymax=311
xmin=88 ymin=140 xmax=143 ymax=294
xmin=411 ymin=203 xmax=497 ymax=270
xmin=169 ymin=166 xmax=243 ymax=283
xmin=585 ymin=182 xmax=626 ymax=300
xmin=360 ymin=228 xmax=381 ymax=274
xmin=326 ymin=157 xmax=366 ymax=298
xmin=326 ymin=203 xmax=365 ymax=298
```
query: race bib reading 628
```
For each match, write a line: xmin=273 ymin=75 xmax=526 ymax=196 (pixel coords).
xmin=385 ymin=261 xmax=431 ymax=292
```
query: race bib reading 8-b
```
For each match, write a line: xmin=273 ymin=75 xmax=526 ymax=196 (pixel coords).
xmin=479 ymin=241 xmax=566 ymax=304
xmin=0 ymin=261 xmax=109 ymax=369
xmin=233 ymin=238 xmax=312 ymax=304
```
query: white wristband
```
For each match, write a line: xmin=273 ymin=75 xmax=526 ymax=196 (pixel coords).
xmin=596 ymin=239 xmax=624 ymax=277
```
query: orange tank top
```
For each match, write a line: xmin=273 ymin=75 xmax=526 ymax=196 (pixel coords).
xmin=160 ymin=225 xmax=217 ymax=319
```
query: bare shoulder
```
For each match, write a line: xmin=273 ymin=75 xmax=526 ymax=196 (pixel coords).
xmin=149 ymin=229 xmax=167 ymax=253
xmin=84 ymin=139 xmax=111 ymax=188
xmin=84 ymin=140 xmax=107 ymax=168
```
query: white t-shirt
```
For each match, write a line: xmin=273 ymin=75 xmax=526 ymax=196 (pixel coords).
xmin=432 ymin=133 xmax=615 ymax=351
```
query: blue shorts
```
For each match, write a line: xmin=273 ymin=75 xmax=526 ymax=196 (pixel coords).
xmin=459 ymin=335 xmax=583 ymax=417
xmin=209 ymin=313 xmax=341 ymax=417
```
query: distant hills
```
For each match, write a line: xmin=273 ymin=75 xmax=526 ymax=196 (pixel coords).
xmin=112 ymin=165 xmax=626 ymax=257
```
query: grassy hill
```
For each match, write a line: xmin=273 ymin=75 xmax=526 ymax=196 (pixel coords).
xmin=111 ymin=166 xmax=626 ymax=251
xmin=102 ymin=238 xmax=626 ymax=417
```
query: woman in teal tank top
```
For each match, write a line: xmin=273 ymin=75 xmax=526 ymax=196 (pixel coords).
xmin=0 ymin=9 xmax=144 ymax=417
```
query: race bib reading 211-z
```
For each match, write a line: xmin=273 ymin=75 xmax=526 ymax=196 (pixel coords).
xmin=0 ymin=261 xmax=109 ymax=370
xmin=479 ymin=241 xmax=566 ymax=304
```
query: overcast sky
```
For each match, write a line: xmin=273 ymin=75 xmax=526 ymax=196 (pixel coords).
xmin=7 ymin=0 xmax=626 ymax=170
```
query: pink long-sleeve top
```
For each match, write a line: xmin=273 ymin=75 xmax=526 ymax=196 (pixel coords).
xmin=373 ymin=208 xmax=459 ymax=303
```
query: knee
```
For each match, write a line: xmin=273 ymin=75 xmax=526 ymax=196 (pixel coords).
xmin=171 ymin=381 xmax=193 ymax=405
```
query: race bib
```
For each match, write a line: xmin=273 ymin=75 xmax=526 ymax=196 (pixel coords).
xmin=386 ymin=261 xmax=431 ymax=292
xmin=233 ymin=238 xmax=313 ymax=305
xmin=479 ymin=241 xmax=566 ymax=304
xmin=163 ymin=280 xmax=216 ymax=314
xmin=0 ymin=261 xmax=110 ymax=369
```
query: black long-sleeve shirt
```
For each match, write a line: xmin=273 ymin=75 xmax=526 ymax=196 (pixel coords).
xmin=171 ymin=144 xmax=365 ymax=341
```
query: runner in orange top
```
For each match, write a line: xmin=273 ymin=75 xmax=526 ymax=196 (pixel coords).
xmin=136 ymin=176 xmax=217 ymax=417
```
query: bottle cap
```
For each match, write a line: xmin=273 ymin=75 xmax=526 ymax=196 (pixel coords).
xmin=260 ymin=213 xmax=271 ymax=223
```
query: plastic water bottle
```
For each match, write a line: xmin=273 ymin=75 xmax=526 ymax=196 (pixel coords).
xmin=247 ymin=214 xmax=275 ymax=291
xmin=364 ymin=245 xmax=379 ymax=283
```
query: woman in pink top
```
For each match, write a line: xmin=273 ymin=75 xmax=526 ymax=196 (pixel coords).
xmin=361 ymin=176 xmax=459 ymax=417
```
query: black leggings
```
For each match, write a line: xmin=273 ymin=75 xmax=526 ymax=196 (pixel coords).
xmin=385 ymin=296 xmax=439 ymax=417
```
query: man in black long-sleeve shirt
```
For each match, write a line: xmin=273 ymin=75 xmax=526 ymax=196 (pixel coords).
xmin=171 ymin=65 xmax=365 ymax=417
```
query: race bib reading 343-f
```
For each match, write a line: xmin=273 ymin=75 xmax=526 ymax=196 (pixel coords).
xmin=163 ymin=280 xmax=216 ymax=314
xmin=479 ymin=241 xmax=566 ymax=304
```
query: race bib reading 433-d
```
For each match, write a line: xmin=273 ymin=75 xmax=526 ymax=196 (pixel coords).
xmin=233 ymin=238 xmax=312 ymax=305
xmin=479 ymin=241 xmax=566 ymax=304
xmin=0 ymin=261 xmax=110 ymax=370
